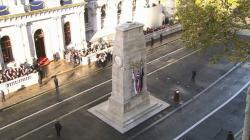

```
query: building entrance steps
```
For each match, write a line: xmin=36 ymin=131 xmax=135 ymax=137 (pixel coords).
xmin=134 ymin=63 xmax=250 ymax=140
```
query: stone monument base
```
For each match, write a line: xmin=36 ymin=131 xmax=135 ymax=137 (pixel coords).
xmin=88 ymin=95 xmax=170 ymax=133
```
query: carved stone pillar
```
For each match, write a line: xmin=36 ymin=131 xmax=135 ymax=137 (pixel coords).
xmin=17 ymin=23 xmax=32 ymax=64
xmin=104 ymin=0 xmax=117 ymax=29
xmin=165 ymin=0 xmax=176 ymax=17
xmin=78 ymin=12 xmax=87 ymax=48
xmin=89 ymin=22 xmax=169 ymax=133
xmin=53 ymin=16 xmax=65 ymax=58
xmin=96 ymin=8 xmax=102 ymax=31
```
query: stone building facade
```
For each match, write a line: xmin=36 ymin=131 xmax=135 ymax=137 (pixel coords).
xmin=0 ymin=0 xmax=86 ymax=69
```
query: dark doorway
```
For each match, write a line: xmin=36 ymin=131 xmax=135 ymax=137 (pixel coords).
xmin=0 ymin=36 xmax=14 ymax=63
xmin=64 ymin=22 xmax=71 ymax=46
xmin=34 ymin=29 xmax=46 ymax=58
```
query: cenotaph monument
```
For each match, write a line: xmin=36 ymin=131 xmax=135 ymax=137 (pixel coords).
xmin=88 ymin=22 xmax=169 ymax=133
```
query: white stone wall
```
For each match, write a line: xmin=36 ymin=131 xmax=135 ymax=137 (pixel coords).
xmin=165 ymin=0 xmax=176 ymax=17
xmin=86 ymin=0 xmax=170 ymax=42
xmin=0 ymin=3 xmax=86 ymax=67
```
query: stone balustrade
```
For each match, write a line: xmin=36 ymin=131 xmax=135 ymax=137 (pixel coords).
xmin=0 ymin=73 xmax=38 ymax=95
xmin=144 ymin=24 xmax=182 ymax=42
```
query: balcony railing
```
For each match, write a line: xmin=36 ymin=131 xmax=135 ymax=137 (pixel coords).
xmin=30 ymin=1 xmax=44 ymax=11
xmin=0 ymin=5 xmax=10 ymax=16
xmin=60 ymin=0 xmax=72 ymax=6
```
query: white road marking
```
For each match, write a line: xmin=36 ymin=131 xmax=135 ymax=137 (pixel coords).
xmin=148 ymin=49 xmax=199 ymax=76
xmin=147 ymin=47 xmax=185 ymax=64
xmin=15 ymin=93 xmax=111 ymax=140
xmin=0 ymin=80 xmax=111 ymax=131
xmin=174 ymin=80 xmax=250 ymax=140
xmin=129 ymin=63 xmax=242 ymax=139
xmin=235 ymin=128 xmax=243 ymax=139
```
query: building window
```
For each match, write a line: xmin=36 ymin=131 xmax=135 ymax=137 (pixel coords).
xmin=64 ymin=22 xmax=71 ymax=46
xmin=0 ymin=36 xmax=14 ymax=63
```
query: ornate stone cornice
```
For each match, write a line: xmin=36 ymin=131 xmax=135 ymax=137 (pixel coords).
xmin=0 ymin=2 xmax=86 ymax=21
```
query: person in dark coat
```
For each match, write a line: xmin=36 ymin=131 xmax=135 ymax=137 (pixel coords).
xmin=38 ymin=68 xmax=43 ymax=87
xmin=54 ymin=75 xmax=59 ymax=89
xmin=191 ymin=70 xmax=197 ymax=82
xmin=1 ymin=90 xmax=5 ymax=102
xmin=54 ymin=121 xmax=62 ymax=136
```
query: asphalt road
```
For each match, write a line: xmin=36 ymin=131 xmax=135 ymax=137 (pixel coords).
xmin=1 ymin=36 xmax=248 ymax=140
xmin=180 ymin=89 xmax=247 ymax=140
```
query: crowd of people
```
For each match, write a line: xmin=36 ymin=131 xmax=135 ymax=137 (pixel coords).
xmin=143 ymin=24 xmax=171 ymax=35
xmin=63 ymin=39 xmax=112 ymax=65
xmin=64 ymin=48 xmax=83 ymax=65
xmin=95 ymin=50 xmax=112 ymax=68
xmin=0 ymin=63 xmax=36 ymax=83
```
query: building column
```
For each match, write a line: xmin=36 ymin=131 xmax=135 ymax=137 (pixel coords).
xmin=88 ymin=1 xmax=98 ymax=33
xmin=104 ymin=0 xmax=117 ymax=29
xmin=9 ymin=0 xmax=25 ymax=14
xmin=54 ymin=16 xmax=65 ymax=58
xmin=120 ymin=0 xmax=133 ymax=23
xmin=0 ymin=33 xmax=4 ymax=70
xmin=18 ymin=23 xmax=32 ymax=64
xmin=78 ymin=11 xmax=87 ymax=49
xmin=23 ymin=0 xmax=29 ymax=5
xmin=96 ymin=7 xmax=102 ymax=31
xmin=165 ymin=0 xmax=175 ymax=17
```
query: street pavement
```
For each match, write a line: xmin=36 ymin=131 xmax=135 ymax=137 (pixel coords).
xmin=130 ymin=63 xmax=250 ymax=140
xmin=0 ymin=35 xmax=249 ymax=140
xmin=180 ymin=89 xmax=247 ymax=140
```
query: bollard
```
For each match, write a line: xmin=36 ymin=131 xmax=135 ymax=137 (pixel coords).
xmin=173 ymin=89 xmax=180 ymax=103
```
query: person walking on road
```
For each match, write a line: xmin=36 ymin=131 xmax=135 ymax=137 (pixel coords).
xmin=53 ymin=75 xmax=60 ymax=101
xmin=54 ymin=75 xmax=59 ymax=89
xmin=191 ymin=70 xmax=197 ymax=82
xmin=87 ymin=56 xmax=91 ymax=67
xmin=38 ymin=68 xmax=43 ymax=87
xmin=54 ymin=121 xmax=62 ymax=136
xmin=1 ymin=90 xmax=5 ymax=102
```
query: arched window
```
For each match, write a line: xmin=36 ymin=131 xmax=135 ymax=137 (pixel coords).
xmin=101 ymin=5 xmax=106 ymax=29
xmin=84 ymin=7 xmax=88 ymax=24
xmin=0 ymin=36 xmax=14 ymax=63
xmin=117 ymin=1 xmax=122 ymax=24
xmin=64 ymin=22 xmax=71 ymax=46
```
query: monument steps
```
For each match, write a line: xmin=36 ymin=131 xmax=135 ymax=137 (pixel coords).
xmin=89 ymin=95 xmax=169 ymax=133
